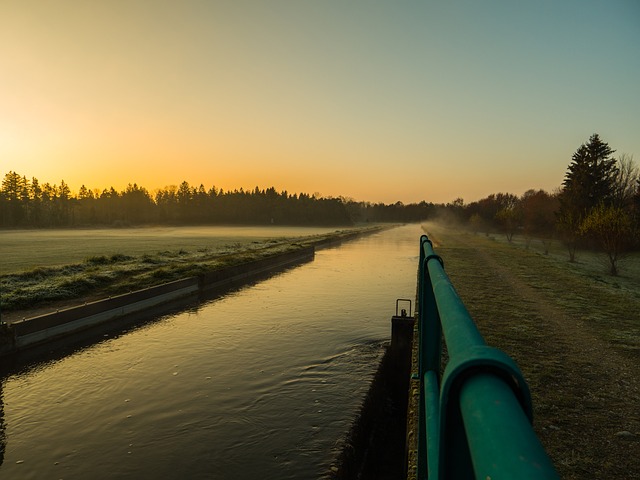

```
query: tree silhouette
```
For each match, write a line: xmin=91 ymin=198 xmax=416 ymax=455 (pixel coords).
xmin=560 ymin=134 xmax=617 ymax=219
xmin=1 ymin=172 xmax=376 ymax=227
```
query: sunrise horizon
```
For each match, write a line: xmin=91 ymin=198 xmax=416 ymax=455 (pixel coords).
xmin=2 ymin=1 xmax=638 ymax=206
xmin=2 ymin=161 xmax=572 ymax=206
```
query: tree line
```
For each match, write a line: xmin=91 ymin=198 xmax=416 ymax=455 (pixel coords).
xmin=446 ymin=134 xmax=640 ymax=275
xmin=3 ymin=133 xmax=638 ymax=274
xmin=0 ymin=176 xmax=436 ymax=228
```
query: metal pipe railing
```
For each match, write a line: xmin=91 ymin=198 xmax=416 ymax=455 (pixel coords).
xmin=416 ymin=235 xmax=558 ymax=479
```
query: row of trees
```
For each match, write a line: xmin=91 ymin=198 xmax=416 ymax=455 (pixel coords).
xmin=0 ymin=177 xmax=346 ymax=227
xmin=2 ymin=134 xmax=637 ymax=273
xmin=0 ymin=175 xmax=436 ymax=228
xmin=452 ymin=134 xmax=640 ymax=275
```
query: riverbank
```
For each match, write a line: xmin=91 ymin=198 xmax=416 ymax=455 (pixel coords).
xmin=1 ymin=225 xmax=392 ymax=356
xmin=1 ymin=247 xmax=316 ymax=356
xmin=2 ymin=225 xmax=389 ymax=322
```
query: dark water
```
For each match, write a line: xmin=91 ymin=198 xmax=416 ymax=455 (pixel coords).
xmin=0 ymin=224 xmax=421 ymax=479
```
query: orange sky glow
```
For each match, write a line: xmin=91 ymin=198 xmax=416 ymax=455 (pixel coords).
xmin=1 ymin=1 xmax=639 ymax=204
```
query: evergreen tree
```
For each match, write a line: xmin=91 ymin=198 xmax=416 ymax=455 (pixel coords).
xmin=560 ymin=133 xmax=617 ymax=217
xmin=30 ymin=177 xmax=43 ymax=226
xmin=1 ymin=171 xmax=29 ymax=225
xmin=56 ymin=180 xmax=72 ymax=225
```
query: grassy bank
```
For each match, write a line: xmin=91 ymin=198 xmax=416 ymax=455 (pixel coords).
xmin=416 ymin=221 xmax=639 ymax=479
xmin=0 ymin=225 xmax=347 ymax=274
xmin=1 ymin=225 xmax=387 ymax=315
xmin=432 ymin=225 xmax=640 ymax=359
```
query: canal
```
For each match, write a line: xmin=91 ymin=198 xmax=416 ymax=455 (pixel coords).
xmin=0 ymin=224 xmax=422 ymax=479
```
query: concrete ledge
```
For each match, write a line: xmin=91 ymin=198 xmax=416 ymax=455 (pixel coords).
xmin=330 ymin=314 xmax=415 ymax=479
xmin=199 ymin=247 xmax=315 ymax=291
xmin=13 ymin=277 xmax=200 ymax=336
xmin=15 ymin=281 xmax=200 ymax=348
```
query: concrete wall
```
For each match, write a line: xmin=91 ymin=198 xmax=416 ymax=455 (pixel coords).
xmin=198 ymin=247 xmax=315 ymax=291
xmin=13 ymin=278 xmax=200 ymax=349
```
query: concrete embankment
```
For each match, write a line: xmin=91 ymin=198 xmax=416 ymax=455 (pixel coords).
xmin=329 ymin=313 xmax=416 ymax=479
xmin=0 ymin=247 xmax=314 ymax=356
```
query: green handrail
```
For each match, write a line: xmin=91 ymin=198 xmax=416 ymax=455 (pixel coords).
xmin=417 ymin=234 xmax=558 ymax=479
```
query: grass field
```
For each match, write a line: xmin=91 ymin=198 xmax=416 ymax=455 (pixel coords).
xmin=485 ymin=227 xmax=640 ymax=304
xmin=0 ymin=225 xmax=343 ymax=274
xmin=417 ymin=221 xmax=640 ymax=479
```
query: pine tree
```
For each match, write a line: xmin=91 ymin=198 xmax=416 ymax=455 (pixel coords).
xmin=560 ymin=133 xmax=618 ymax=217
xmin=1 ymin=171 xmax=29 ymax=225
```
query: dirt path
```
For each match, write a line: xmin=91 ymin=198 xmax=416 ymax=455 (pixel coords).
xmin=444 ymin=231 xmax=640 ymax=479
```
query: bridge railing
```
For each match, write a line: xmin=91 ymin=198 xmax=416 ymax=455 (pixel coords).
xmin=416 ymin=234 xmax=558 ymax=479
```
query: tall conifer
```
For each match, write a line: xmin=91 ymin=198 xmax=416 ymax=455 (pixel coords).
xmin=560 ymin=133 xmax=618 ymax=218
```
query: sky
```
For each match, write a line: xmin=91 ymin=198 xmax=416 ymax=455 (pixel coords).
xmin=1 ymin=1 xmax=639 ymax=204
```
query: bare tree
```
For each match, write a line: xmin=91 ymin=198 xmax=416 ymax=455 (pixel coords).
xmin=612 ymin=153 xmax=639 ymax=208
xmin=521 ymin=189 xmax=558 ymax=253
xmin=580 ymin=204 xmax=633 ymax=275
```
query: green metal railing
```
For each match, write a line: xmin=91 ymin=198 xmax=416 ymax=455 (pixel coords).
xmin=416 ymin=234 xmax=558 ymax=479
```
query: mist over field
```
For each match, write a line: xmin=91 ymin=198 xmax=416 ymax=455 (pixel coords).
xmin=0 ymin=225 xmax=340 ymax=273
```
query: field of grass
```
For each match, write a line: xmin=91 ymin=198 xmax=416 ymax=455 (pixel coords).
xmin=463 ymin=228 xmax=640 ymax=354
xmin=0 ymin=225 xmax=384 ymax=314
xmin=0 ymin=225 xmax=343 ymax=274
xmin=486 ymin=228 xmax=640 ymax=304
xmin=418 ymin=221 xmax=640 ymax=479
